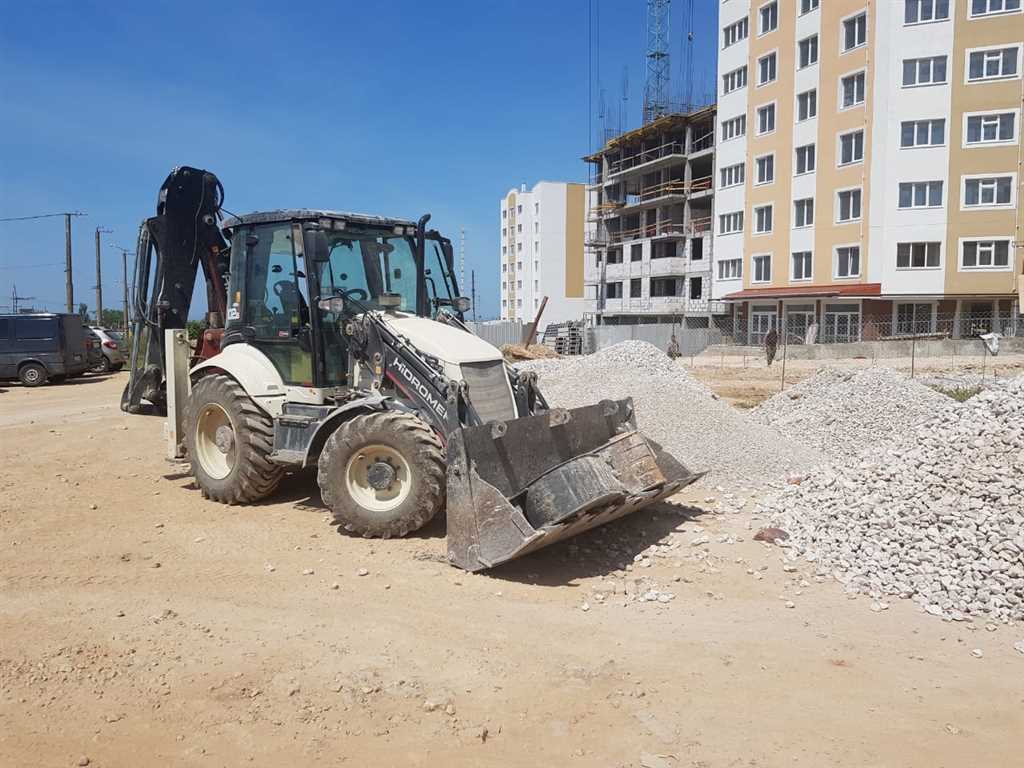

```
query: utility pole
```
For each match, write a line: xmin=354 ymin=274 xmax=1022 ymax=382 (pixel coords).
xmin=62 ymin=211 xmax=86 ymax=313
xmin=11 ymin=284 xmax=36 ymax=315
xmin=95 ymin=227 xmax=112 ymax=326
xmin=109 ymin=244 xmax=135 ymax=334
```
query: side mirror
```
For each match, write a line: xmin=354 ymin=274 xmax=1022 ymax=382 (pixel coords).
xmin=318 ymin=297 xmax=345 ymax=314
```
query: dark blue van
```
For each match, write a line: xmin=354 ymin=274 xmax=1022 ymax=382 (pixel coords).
xmin=0 ymin=313 xmax=89 ymax=386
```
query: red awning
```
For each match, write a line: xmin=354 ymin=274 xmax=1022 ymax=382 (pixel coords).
xmin=724 ymin=283 xmax=882 ymax=300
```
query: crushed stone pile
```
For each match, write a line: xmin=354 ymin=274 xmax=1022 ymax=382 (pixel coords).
xmin=758 ymin=377 xmax=1024 ymax=622
xmin=517 ymin=341 xmax=822 ymax=492
xmin=752 ymin=367 xmax=957 ymax=460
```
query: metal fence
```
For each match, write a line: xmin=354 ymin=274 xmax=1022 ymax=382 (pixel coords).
xmin=709 ymin=312 xmax=1023 ymax=348
xmin=466 ymin=320 xmax=525 ymax=348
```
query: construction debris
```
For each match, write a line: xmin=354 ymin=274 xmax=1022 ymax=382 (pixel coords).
xmin=759 ymin=377 xmax=1024 ymax=622
xmin=518 ymin=341 xmax=822 ymax=491
xmin=752 ymin=367 xmax=957 ymax=460
xmin=500 ymin=343 xmax=557 ymax=362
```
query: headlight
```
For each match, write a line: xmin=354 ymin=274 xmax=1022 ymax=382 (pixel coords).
xmin=453 ymin=296 xmax=472 ymax=313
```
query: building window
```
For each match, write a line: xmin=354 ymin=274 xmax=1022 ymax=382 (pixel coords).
xmin=723 ymin=66 xmax=748 ymax=94
xmin=903 ymin=56 xmax=948 ymax=87
xmin=630 ymin=243 xmax=643 ymax=261
xmin=754 ymin=204 xmax=774 ymax=234
xmin=900 ymin=119 xmax=945 ymax=147
xmin=969 ymin=0 xmax=1022 ymax=17
xmin=630 ymin=278 xmax=642 ymax=298
xmin=835 ymin=246 xmax=861 ymax=278
xmin=798 ymin=35 xmax=819 ymax=69
xmin=516 ymin=280 xmax=522 ymax=289
xmin=534 ymin=222 xmax=539 ymax=233
xmin=840 ymin=71 xmax=866 ymax=109
xmin=898 ymin=181 xmax=943 ymax=208
xmin=721 ymin=115 xmax=747 ymax=141
xmin=965 ymin=112 xmax=1017 ymax=145
xmin=795 ymin=144 xmax=816 ymax=174
xmin=961 ymin=239 xmax=1012 ymax=270
xmin=534 ymin=202 xmax=539 ymax=214
xmin=797 ymin=89 xmax=817 ymax=121
xmin=791 ymin=251 xmax=813 ymax=281
xmin=963 ymin=175 xmax=1014 ymax=208
xmin=842 ymin=11 xmax=867 ymax=52
xmin=605 ymin=282 xmax=623 ymax=299
xmin=758 ymin=52 xmax=778 ymax=85
xmin=837 ymin=189 xmax=862 ymax=222
xmin=517 ymin=298 xmax=522 ymax=308
xmin=755 ymin=154 xmax=775 ymax=185
xmin=896 ymin=303 xmax=934 ymax=334
xmin=502 ymin=247 xmax=507 ymax=256
xmin=906 ymin=0 xmax=950 ymax=22
xmin=717 ymin=258 xmax=743 ymax=280
xmin=534 ymin=241 xmax=539 ymax=252
xmin=800 ymin=0 xmax=820 ymax=13
xmin=517 ymin=205 xmax=522 ymax=214
xmin=752 ymin=254 xmax=772 ymax=283
xmin=689 ymin=277 xmax=703 ymax=300
xmin=896 ymin=241 xmax=941 ymax=269
xmin=517 ymin=223 xmax=522 ymax=233
xmin=534 ymin=260 xmax=539 ymax=270
xmin=501 ymin=263 xmax=507 ymax=272
xmin=723 ymin=17 xmax=749 ymax=48
xmin=756 ymin=103 xmax=776 ymax=134
xmin=502 ymin=209 xmax=507 ymax=219
xmin=794 ymin=198 xmax=814 ymax=228
xmin=502 ymin=228 xmax=507 ymax=237
xmin=967 ymin=46 xmax=1021 ymax=82
xmin=839 ymin=130 xmax=865 ymax=165
xmin=501 ymin=281 xmax=507 ymax=290
xmin=517 ymin=242 xmax=522 ymax=252
xmin=517 ymin=261 xmax=522 ymax=270
xmin=720 ymin=162 xmax=745 ymax=188
xmin=651 ymin=277 xmax=679 ymax=297
xmin=759 ymin=2 xmax=778 ymax=35
xmin=719 ymin=211 xmax=744 ymax=235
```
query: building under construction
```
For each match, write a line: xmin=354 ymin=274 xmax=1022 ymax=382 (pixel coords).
xmin=584 ymin=106 xmax=721 ymax=326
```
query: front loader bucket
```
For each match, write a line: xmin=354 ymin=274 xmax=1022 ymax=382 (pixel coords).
xmin=445 ymin=398 xmax=704 ymax=572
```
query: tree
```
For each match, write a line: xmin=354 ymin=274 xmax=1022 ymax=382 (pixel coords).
xmin=78 ymin=302 xmax=89 ymax=321
xmin=99 ymin=308 xmax=125 ymax=329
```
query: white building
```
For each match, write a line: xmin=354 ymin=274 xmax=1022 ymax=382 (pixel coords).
xmin=500 ymin=181 xmax=587 ymax=326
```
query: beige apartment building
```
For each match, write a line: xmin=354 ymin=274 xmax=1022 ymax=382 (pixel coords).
xmin=713 ymin=0 xmax=1023 ymax=343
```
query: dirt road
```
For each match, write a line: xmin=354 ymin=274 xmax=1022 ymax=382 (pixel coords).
xmin=1 ymin=374 xmax=1021 ymax=767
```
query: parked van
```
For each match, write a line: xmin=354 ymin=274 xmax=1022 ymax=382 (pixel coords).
xmin=0 ymin=313 xmax=89 ymax=386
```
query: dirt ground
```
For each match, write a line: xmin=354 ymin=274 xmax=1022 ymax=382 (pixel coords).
xmin=1 ymin=373 xmax=1022 ymax=767
xmin=687 ymin=351 xmax=1024 ymax=409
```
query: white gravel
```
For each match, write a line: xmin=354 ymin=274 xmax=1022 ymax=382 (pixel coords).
xmin=518 ymin=341 xmax=822 ymax=493
xmin=752 ymin=367 xmax=957 ymax=461
xmin=758 ymin=377 xmax=1024 ymax=622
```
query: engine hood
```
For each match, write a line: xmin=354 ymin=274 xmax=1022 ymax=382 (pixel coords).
xmin=378 ymin=313 xmax=503 ymax=365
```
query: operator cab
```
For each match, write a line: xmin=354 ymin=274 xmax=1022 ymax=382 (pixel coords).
xmin=221 ymin=209 xmax=462 ymax=391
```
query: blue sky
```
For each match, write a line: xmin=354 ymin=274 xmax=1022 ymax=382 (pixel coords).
xmin=0 ymin=0 xmax=717 ymax=319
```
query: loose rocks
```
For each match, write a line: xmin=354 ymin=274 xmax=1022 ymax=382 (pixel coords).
xmin=753 ymin=367 xmax=957 ymax=461
xmin=759 ymin=377 xmax=1024 ymax=622
xmin=518 ymin=341 xmax=821 ymax=490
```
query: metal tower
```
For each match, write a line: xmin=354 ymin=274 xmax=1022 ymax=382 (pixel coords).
xmin=642 ymin=0 xmax=671 ymax=124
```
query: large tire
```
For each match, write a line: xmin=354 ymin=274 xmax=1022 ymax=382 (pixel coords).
xmin=18 ymin=363 xmax=48 ymax=387
xmin=318 ymin=411 xmax=445 ymax=538
xmin=184 ymin=374 xmax=283 ymax=504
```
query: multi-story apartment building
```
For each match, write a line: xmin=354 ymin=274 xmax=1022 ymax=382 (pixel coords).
xmin=499 ymin=181 xmax=587 ymax=325
xmin=584 ymin=108 xmax=721 ymax=326
xmin=713 ymin=0 xmax=1023 ymax=343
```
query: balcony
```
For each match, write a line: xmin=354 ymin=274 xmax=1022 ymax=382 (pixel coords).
xmin=649 ymin=257 xmax=687 ymax=276
xmin=607 ymin=139 xmax=686 ymax=177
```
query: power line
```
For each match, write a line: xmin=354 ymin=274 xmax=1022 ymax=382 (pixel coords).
xmin=0 ymin=211 xmax=87 ymax=223
xmin=0 ymin=262 xmax=65 ymax=271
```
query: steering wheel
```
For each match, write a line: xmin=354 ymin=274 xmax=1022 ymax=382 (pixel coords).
xmin=334 ymin=287 xmax=369 ymax=301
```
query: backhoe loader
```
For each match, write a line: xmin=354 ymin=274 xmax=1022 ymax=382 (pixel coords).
xmin=123 ymin=167 xmax=700 ymax=571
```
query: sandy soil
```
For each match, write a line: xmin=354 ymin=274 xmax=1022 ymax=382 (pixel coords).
xmin=1 ymin=374 xmax=1021 ymax=767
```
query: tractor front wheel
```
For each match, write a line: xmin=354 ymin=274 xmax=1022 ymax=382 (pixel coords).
xmin=317 ymin=411 xmax=445 ymax=538
xmin=184 ymin=374 xmax=283 ymax=504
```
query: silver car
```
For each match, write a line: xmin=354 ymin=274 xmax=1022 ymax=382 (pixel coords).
xmin=87 ymin=326 xmax=126 ymax=372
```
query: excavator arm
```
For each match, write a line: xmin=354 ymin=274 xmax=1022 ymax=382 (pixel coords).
xmin=121 ymin=167 xmax=229 ymax=414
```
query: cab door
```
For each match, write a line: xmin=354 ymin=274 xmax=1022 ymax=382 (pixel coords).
xmin=228 ymin=222 xmax=314 ymax=386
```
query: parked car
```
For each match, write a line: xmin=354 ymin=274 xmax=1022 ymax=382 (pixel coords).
xmin=84 ymin=328 xmax=104 ymax=372
xmin=0 ymin=313 xmax=89 ymax=386
xmin=87 ymin=326 xmax=125 ymax=372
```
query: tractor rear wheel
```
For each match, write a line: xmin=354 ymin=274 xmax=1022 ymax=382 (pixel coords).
xmin=317 ymin=411 xmax=445 ymax=538
xmin=184 ymin=374 xmax=283 ymax=504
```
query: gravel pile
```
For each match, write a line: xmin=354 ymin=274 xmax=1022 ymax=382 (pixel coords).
xmin=517 ymin=341 xmax=822 ymax=492
xmin=752 ymin=367 xmax=957 ymax=460
xmin=758 ymin=377 xmax=1024 ymax=622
